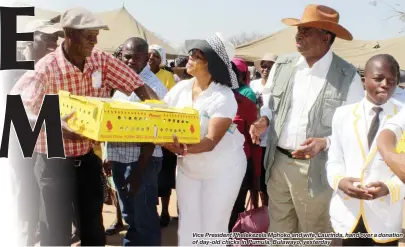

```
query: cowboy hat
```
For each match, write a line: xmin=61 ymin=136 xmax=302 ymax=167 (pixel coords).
xmin=254 ymin=53 xmax=278 ymax=71
xmin=282 ymin=4 xmax=353 ymax=41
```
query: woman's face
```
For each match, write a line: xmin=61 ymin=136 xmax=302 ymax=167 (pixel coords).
xmin=148 ymin=49 xmax=161 ymax=69
xmin=186 ymin=49 xmax=208 ymax=76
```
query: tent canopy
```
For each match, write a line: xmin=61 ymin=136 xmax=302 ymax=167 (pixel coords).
xmin=17 ymin=6 xmax=178 ymax=58
xmin=235 ymin=27 xmax=405 ymax=70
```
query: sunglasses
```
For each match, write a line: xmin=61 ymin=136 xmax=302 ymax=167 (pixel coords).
xmin=188 ymin=49 xmax=205 ymax=60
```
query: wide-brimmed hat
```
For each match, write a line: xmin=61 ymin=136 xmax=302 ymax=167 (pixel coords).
xmin=282 ymin=4 xmax=353 ymax=41
xmin=185 ymin=32 xmax=238 ymax=89
xmin=254 ymin=53 xmax=278 ymax=71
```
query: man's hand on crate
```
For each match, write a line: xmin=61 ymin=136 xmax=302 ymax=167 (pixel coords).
xmin=61 ymin=111 xmax=85 ymax=140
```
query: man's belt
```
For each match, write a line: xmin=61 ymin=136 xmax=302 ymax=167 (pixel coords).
xmin=276 ymin=146 xmax=294 ymax=158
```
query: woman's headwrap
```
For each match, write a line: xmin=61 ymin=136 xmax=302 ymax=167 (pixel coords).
xmin=149 ymin=44 xmax=167 ymax=67
xmin=232 ymin=58 xmax=250 ymax=85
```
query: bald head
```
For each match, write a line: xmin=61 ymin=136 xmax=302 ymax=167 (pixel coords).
xmin=365 ymin=54 xmax=400 ymax=82
xmin=121 ymin=37 xmax=149 ymax=74
xmin=122 ymin=37 xmax=149 ymax=53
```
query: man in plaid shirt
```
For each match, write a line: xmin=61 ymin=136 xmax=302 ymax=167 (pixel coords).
xmin=104 ymin=37 xmax=168 ymax=246
xmin=11 ymin=8 xmax=158 ymax=246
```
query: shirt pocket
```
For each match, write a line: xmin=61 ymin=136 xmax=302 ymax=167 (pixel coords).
xmin=269 ymin=86 xmax=284 ymax=113
xmin=321 ymin=98 xmax=343 ymax=128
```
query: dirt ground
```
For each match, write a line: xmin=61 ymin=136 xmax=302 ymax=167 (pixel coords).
xmin=97 ymin=190 xmax=405 ymax=246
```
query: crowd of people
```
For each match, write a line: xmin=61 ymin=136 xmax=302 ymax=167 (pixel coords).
xmin=7 ymin=3 xmax=405 ymax=247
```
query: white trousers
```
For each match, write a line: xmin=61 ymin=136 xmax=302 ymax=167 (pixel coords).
xmin=176 ymin=159 xmax=246 ymax=246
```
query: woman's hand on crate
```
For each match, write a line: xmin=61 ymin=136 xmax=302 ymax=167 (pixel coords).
xmin=160 ymin=135 xmax=185 ymax=155
xmin=61 ymin=111 xmax=85 ymax=140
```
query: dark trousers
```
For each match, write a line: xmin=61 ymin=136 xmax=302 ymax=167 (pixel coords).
xmin=229 ymin=158 xmax=253 ymax=232
xmin=13 ymin=153 xmax=39 ymax=246
xmin=112 ymin=157 xmax=162 ymax=246
xmin=35 ymin=150 xmax=105 ymax=246
xmin=342 ymin=216 xmax=399 ymax=246
xmin=260 ymin=147 xmax=268 ymax=195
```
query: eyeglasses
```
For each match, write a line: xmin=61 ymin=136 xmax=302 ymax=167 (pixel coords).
xmin=188 ymin=49 xmax=205 ymax=60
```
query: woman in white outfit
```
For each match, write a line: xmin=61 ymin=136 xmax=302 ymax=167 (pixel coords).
xmin=161 ymin=33 xmax=247 ymax=246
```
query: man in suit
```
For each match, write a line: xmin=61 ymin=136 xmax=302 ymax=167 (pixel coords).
xmin=327 ymin=54 xmax=405 ymax=246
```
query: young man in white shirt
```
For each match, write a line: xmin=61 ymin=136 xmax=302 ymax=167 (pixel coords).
xmin=327 ymin=54 xmax=404 ymax=246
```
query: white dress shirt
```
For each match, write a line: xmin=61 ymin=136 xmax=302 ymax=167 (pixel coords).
xmin=261 ymin=49 xmax=365 ymax=150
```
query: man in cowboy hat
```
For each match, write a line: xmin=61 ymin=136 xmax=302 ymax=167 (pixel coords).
xmin=250 ymin=4 xmax=365 ymax=236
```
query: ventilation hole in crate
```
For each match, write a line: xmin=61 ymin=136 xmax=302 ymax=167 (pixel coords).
xmin=136 ymin=127 xmax=140 ymax=131
xmin=129 ymin=117 xmax=132 ymax=120
xmin=120 ymin=127 xmax=123 ymax=131
xmin=88 ymin=111 xmax=91 ymax=115
xmin=181 ymin=120 xmax=184 ymax=123
xmin=145 ymin=117 xmax=148 ymax=121
xmin=124 ymin=116 xmax=126 ymax=120
xmin=186 ymin=121 xmax=189 ymax=124
xmin=177 ymin=120 xmax=180 ymax=123
xmin=146 ymin=127 xmax=149 ymax=131
xmin=118 ymin=116 xmax=121 ymax=120
xmin=168 ymin=119 xmax=171 ymax=122
xmin=125 ymin=127 xmax=128 ymax=131
xmin=141 ymin=128 xmax=144 ymax=131
xmin=174 ymin=129 xmax=177 ymax=133
xmin=131 ymin=127 xmax=134 ymax=131
xmin=170 ymin=129 xmax=172 ymax=132
xmin=163 ymin=119 xmax=166 ymax=123
xmin=165 ymin=128 xmax=168 ymax=132
xmin=160 ymin=128 xmax=163 ymax=132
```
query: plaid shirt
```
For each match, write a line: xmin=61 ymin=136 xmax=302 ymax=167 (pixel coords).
xmin=106 ymin=66 xmax=168 ymax=163
xmin=11 ymin=44 xmax=145 ymax=157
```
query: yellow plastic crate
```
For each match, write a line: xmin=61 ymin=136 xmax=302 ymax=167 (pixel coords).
xmin=58 ymin=90 xmax=200 ymax=143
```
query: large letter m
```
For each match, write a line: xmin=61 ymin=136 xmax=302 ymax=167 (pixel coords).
xmin=0 ymin=95 xmax=65 ymax=158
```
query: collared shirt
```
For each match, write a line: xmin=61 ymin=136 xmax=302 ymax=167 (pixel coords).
xmin=362 ymin=97 xmax=390 ymax=136
xmin=261 ymin=49 xmax=365 ymax=150
xmin=11 ymin=44 xmax=145 ymax=157
xmin=106 ymin=66 xmax=168 ymax=163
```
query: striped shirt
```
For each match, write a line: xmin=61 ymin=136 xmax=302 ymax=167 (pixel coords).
xmin=106 ymin=65 xmax=168 ymax=163
xmin=11 ymin=44 xmax=145 ymax=157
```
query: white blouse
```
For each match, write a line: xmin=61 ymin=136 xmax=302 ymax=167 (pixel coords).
xmin=164 ymin=78 xmax=246 ymax=179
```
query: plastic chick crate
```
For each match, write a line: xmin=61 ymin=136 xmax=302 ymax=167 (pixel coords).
xmin=396 ymin=132 xmax=405 ymax=153
xmin=58 ymin=90 xmax=200 ymax=143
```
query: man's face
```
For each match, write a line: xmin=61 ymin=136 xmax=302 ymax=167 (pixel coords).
xmin=122 ymin=46 xmax=149 ymax=74
xmin=295 ymin=27 xmax=329 ymax=57
xmin=363 ymin=59 xmax=398 ymax=105
xmin=31 ymin=32 xmax=59 ymax=59
xmin=69 ymin=29 xmax=99 ymax=57
xmin=148 ymin=50 xmax=162 ymax=69
xmin=260 ymin=60 xmax=275 ymax=80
